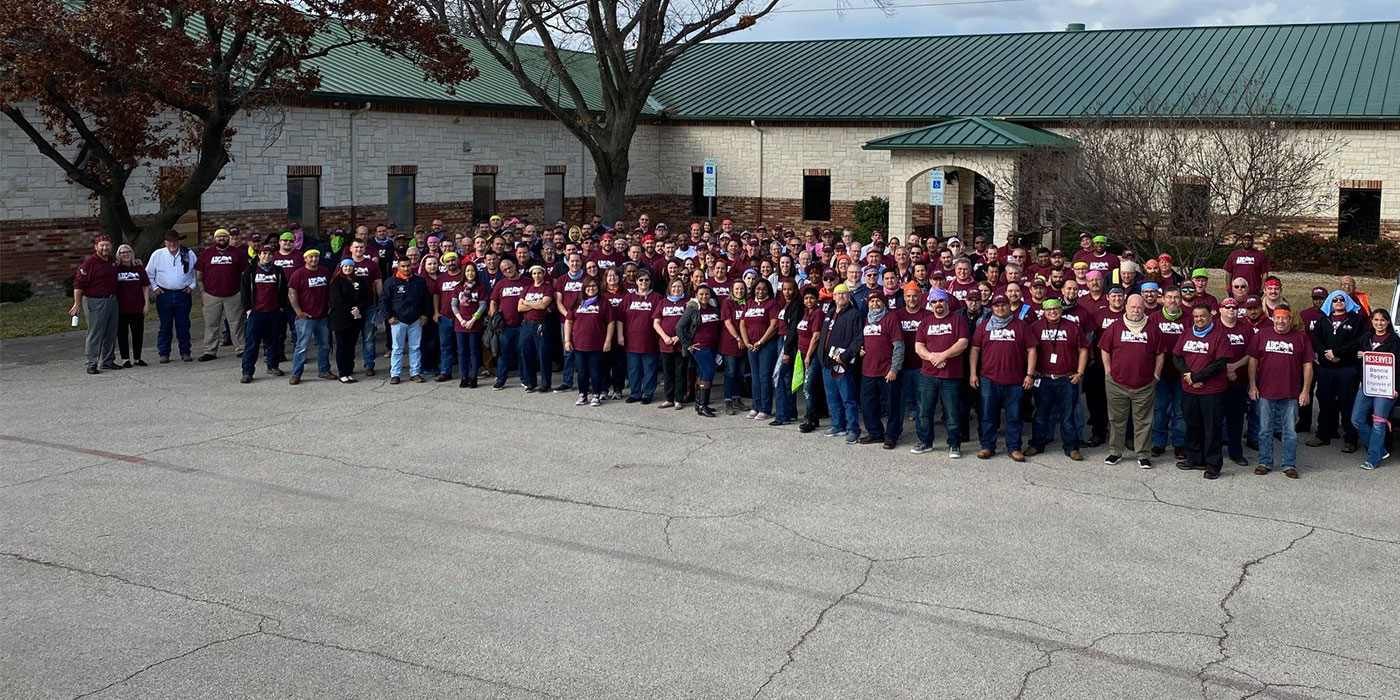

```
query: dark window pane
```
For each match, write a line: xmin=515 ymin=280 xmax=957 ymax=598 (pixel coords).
xmin=287 ymin=176 xmax=319 ymax=235
xmin=387 ymin=175 xmax=415 ymax=232
xmin=1339 ymin=188 xmax=1382 ymax=242
xmin=544 ymin=173 xmax=564 ymax=224
xmin=802 ymin=175 xmax=831 ymax=221
xmin=1171 ymin=183 xmax=1210 ymax=237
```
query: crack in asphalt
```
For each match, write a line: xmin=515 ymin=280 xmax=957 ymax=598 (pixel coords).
xmin=1284 ymin=643 xmax=1400 ymax=673
xmin=71 ymin=625 xmax=267 ymax=699
xmin=856 ymin=592 xmax=1070 ymax=637
xmin=1197 ymin=528 xmax=1317 ymax=700
xmin=752 ymin=559 xmax=875 ymax=700
xmin=661 ymin=508 xmax=758 ymax=557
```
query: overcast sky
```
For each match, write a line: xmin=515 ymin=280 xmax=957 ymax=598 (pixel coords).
xmin=720 ymin=0 xmax=1397 ymax=42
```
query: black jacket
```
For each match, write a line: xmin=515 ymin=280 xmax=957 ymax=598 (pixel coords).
xmin=239 ymin=263 xmax=289 ymax=312
xmin=379 ymin=274 xmax=432 ymax=322
xmin=1313 ymin=311 xmax=1365 ymax=369
xmin=779 ymin=296 xmax=806 ymax=358
xmin=818 ymin=302 xmax=864 ymax=370
xmin=328 ymin=274 xmax=372 ymax=332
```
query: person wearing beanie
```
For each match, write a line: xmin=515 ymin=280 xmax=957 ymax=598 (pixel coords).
xmin=819 ymin=283 xmax=864 ymax=443
xmin=239 ymin=244 xmax=291 ymax=383
xmin=912 ymin=288 xmax=969 ymax=457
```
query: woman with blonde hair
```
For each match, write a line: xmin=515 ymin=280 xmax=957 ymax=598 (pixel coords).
xmin=115 ymin=244 xmax=150 ymax=367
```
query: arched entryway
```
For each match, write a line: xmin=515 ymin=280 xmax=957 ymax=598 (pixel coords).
xmin=902 ymin=166 xmax=999 ymax=242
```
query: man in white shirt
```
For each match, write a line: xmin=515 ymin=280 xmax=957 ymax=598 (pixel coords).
xmin=145 ymin=230 xmax=199 ymax=362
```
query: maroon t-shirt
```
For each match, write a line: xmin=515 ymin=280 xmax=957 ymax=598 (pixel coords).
xmin=1030 ymin=317 xmax=1087 ymax=375
xmin=555 ymin=273 xmax=587 ymax=317
xmin=250 ymin=268 xmax=282 ymax=312
xmin=1224 ymin=249 xmax=1270 ymax=292
xmin=1151 ymin=310 xmax=1189 ymax=380
xmin=1082 ymin=252 xmax=1119 ymax=276
xmin=1219 ymin=322 xmax=1255 ymax=388
xmin=895 ymin=307 xmax=931 ymax=371
xmin=973 ymin=318 xmax=1034 ymax=385
xmin=1248 ymin=327 xmax=1316 ymax=400
xmin=521 ymin=281 xmax=555 ymax=322
xmin=707 ymin=277 xmax=734 ymax=302
xmin=1098 ymin=319 xmax=1163 ymax=389
xmin=652 ymin=297 xmax=687 ymax=353
xmin=1300 ymin=307 xmax=1325 ymax=333
xmin=621 ymin=291 xmax=661 ymax=353
xmin=1174 ymin=325 xmax=1229 ymax=395
xmin=195 ymin=246 xmax=248 ymax=297
xmin=491 ymin=276 xmax=529 ymax=327
xmin=861 ymin=313 xmax=903 ymax=378
xmin=288 ymin=266 xmax=331 ymax=319
xmin=345 ymin=256 xmax=381 ymax=299
xmin=719 ymin=298 xmax=747 ymax=356
xmin=1082 ymin=293 xmax=1111 ymax=316
xmin=692 ymin=305 xmax=722 ymax=351
xmin=569 ymin=300 xmax=613 ymax=352
xmin=434 ymin=271 xmax=464 ymax=317
xmin=453 ymin=283 xmax=487 ymax=333
xmin=1093 ymin=307 xmax=1125 ymax=338
xmin=919 ymin=312 xmax=969 ymax=379
xmin=945 ymin=278 xmax=978 ymax=302
xmin=116 ymin=264 xmax=149 ymax=314
xmin=75 ymin=254 xmax=118 ymax=297
xmin=589 ymin=250 xmax=624 ymax=270
xmin=795 ymin=307 xmax=825 ymax=358
xmin=741 ymin=298 xmax=781 ymax=346
xmin=270 ymin=250 xmax=300 ymax=272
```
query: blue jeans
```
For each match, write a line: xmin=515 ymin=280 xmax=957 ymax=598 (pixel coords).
xmin=747 ymin=341 xmax=779 ymax=413
xmin=692 ymin=348 xmax=718 ymax=383
xmin=626 ymin=351 xmax=659 ymax=399
xmin=899 ymin=369 xmax=920 ymax=421
xmin=574 ymin=350 xmax=603 ymax=396
xmin=1032 ymin=376 xmax=1081 ymax=453
xmin=495 ymin=325 xmax=521 ymax=385
xmin=774 ymin=360 xmax=796 ymax=422
xmin=360 ymin=307 xmax=378 ymax=370
xmin=1257 ymin=398 xmax=1299 ymax=469
xmin=860 ymin=373 xmax=904 ymax=441
xmin=801 ymin=357 xmax=822 ymax=422
xmin=389 ymin=319 xmax=423 ymax=378
xmin=241 ymin=310 xmax=281 ymax=375
xmin=823 ymin=367 xmax=859 ymax=434
xmin=155 ymin=289 xmax=192 ymax=357
xmin=521 ymin=320 xmax=551 ymax=389
xmin=455 ymin=332 xmax=482 ymax=381
xmin=560 ymin=324 xmax=577 ymax=387
xmin=979 ymin=380 xmax=1024 ymax=452
xmin=292 ymin=317 xmax=330 ymax=377
xmin=1152 ymin=378 xmax=1185 ymax=449
xmin=1223 ymin=386 xmax=1249 ymax=460
xmin=722 ymin=353 xmax=746 ymax=401
xmin=437 ymin=317 xmax=457 ymax=376
xmin=916 ymin=374 xmax=961 ymax=447
xmin=1351 ymin=387 xmax=1395 ymax=466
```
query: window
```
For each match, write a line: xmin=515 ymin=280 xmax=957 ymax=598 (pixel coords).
xmin=1170 ymin=182 xmax=1210 ymax=237
xmin=1339 ymin=187 xmax=1382 ymax=242
xmin=472 ymin=174 xmax=497 ymax=225
xmin=388 ymin=174 xmax=415 ymax=231
xmin=544 ymin=172 xmax=565 ymax=224
xmin=691 ymin=170 xmax=716 ymax=217
xmin=802 ymin=173 xmax=831 ymax=221
xmin=287 ymin=175 xmax=320 ymax=235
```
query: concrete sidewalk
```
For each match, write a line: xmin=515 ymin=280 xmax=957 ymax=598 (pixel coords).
xmin=2 ymin=330 xmax=1398 ymax=699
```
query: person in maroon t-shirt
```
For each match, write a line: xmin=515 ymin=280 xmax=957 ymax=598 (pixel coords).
xmin=1295 ymin=286 xmax=1328 ymax=433
xmin=1223 ymin=233 xmax=1271 ymax=294
xmin=1173 ymin=305 xmax=1230 ymax=477
xmin=619 ymin=271 xmax=663 ymax=403
xmin=857 ymin=293 xmax=904 ymax=447
xmin=913 ymin=288 xmax=969 ymax=456
xmin=1099 ymin=294 xmax=1164 ymax=467
xmin=287 ymin=250 xmax=333 ymax=383
xmin=115 ymin=244 xmax=151 ymax=368
xmin=517 ymin=264 xmax=556 ymax=393
xmin=195 ymin=227 xmax=249 ymax=361
xmin=1149 ymin=289 xmax=1189 ymax=458
xmin=488 ymin=259 xmax=529 ymax=390
xmin=239 ymin=245 xmax=290 ymax=382
xmin=791 ymin=287 xmax=827 ymax=432
xmin=564 ymin=276 xmax=615 ymax=406
xmin=652 ymin=278 xmax=690 ymax=409
xmin=450 ymin=264 xmax=487 ymax=388
xmin=73 ymin=235 xmax=122 ymax=373
xmin=740 ymin=279 xmax=783 ymax=420
xmin=970 ymin=295 xmax=1036 ymax=461
xmin=1247 ymin=304 xmax=1315 ymax=478
xmin=1215 ymin=298 xmax=1256 ymax=465
xmin=719 ymin=280 xmax=749 ymax=413
xmin=1027 ymin=298 xmax=1089 ymax=460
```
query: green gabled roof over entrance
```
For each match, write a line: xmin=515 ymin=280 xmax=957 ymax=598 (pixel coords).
xmin=863 ymin=118 xmax=1077 ymax=151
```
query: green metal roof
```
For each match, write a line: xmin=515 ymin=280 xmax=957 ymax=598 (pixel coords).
xmin=648 ymin=22 xmax=1400 ymax=121
xmin=863 ymin=117 xmax=1077 ymax=150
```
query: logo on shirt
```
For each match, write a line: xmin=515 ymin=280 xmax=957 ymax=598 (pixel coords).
xmin=1264 ymin=340 xmax=1296 ymax=354
xmin=440 ymin=280 xmax=460 ymax=293
xmin=863 ymin=323 xmax=885 ymax=336
xmin=1235 ymin=255 xmax=1257 ymax=265
xmin=926 ymin=322 xmax=955 ymax=337
xmin=1158 ymin=321 xmax=1185 ymax=335
xmin=662 ymin=306 xmax=684 ymax=317
xmin=988 ymin=328 xmax=1018 ymax=341
xmin=500 ymin=286 xmax=524 ymax=297
xmin=1118 ymin=330 xmax=1149 ymax=344
xmin=700 ymin=312 xmax=720 ymax=323
xmin=1181 ymin=339 xmax=1212 ymax=354
xmin=1039 ymin=328 xmax=1069 ymax=341
xmin=117 ymin=271 xmax=142 ymax=282
xmin=208 ymin=255 xmax=234 ymax=265
xmin=304 ymin=275 xmax=327 ymax=288
xmin=255 ymin=273 xmax=278 ymax=284
xmin=630 ymin=300 xmax=655 ymax=312
xmin=900 ymin=319 xmax=921 ymax=332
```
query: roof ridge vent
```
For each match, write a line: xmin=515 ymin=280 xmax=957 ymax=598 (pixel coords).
xmin=1066 ymin=23 xmax=1086 ymax=32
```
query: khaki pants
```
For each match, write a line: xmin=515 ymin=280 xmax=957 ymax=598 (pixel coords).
xmin=203 ymin=292 xmax=245 ymax=356
xmin=1107 ymin=376 xmax=1156 ymax=459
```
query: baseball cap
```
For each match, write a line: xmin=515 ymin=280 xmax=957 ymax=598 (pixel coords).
xmin=1092 ymin=235 xmax=1109 ymax=244
xmin=258 ymin=243 xmax=275 ymax=252
xmin=1030 ymin=278 xmax=1047 ymax=287
xmin=1051 ymin=249 xmax=1063 ymax=256
xmin=991 ymin=294 xmax=1010 ymax=305
xmin=1311 ymin=286 xmax=1327 ymax=298
xmin=1121 ymin=249 xmax=1136 ymax=259
xmin=1245 ymin=295 xmax=1262 ymax=308
xmin=1191 ymin=268 xmax=1209 ymax=278
xmin=1221 ymin=298 xmax=1240 ymax=309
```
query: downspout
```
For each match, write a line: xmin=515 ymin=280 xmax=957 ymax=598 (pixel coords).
xmin=750 ymin=120 xmax=764 ymax=224
xmin=347 ymin=102 xmax=371 ymax=230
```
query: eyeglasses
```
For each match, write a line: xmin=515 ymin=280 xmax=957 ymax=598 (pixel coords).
xmin=1232 ymin=283 xmax=1248 ymax=288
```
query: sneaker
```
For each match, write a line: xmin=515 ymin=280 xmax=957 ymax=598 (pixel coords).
xmin=949 ymin=445 xmax=962 ymax=459
xmin=1138 ymin=458 xmax=1152 ymax=469
xmin=1362 ymin=462 xmax=1378 ymax=470
xmin=134 ymin=359 xmax=148 ymax=367
xmin=822 ymin=427 xmax=843 ymax=437
xmin=747 ymin=410 xmax=758 ymax=419
xmin=1103 ymin=454 xmax=1122 ymax=465
xmin=554 ymin=385 xmax=574 ymax=393
xmin=1176 ymin=461 xmax=1204 ymax=470
xmin=590 ymin=395 xmax=601 ymax=407
xmin=121 ymin=360 xmax=132 ymax=368
xmin=197 ymin=354 xmax=217 ymax=362
xmin=525 ymin=386 xmax=538 ymax=393
xmin=268 ymin=367 xmax=285 ymax=377
xmin=576 ymin=395 xmax=588 ymax=406
xmin=910 ymin=444 xmax=933 ymax=455
xmin=726 ymin=401 xmax=736 ymax=416
xmin=754 ymin=412 xmax=770 ymax=421
xmin=845 ymin=432 xmax=859 ymax=445
xmin=492 ymin=382 xmax=506 ymax=391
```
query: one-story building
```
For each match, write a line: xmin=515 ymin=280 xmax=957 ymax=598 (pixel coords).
xmin=3 ymin=20 xmax=1398 ymax=293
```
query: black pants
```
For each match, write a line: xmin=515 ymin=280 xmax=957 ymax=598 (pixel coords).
xmin=1183 ymin=391 xmax=1224 ymax=471
xmin=1223 ymin=385 xmax=1249 ymax=460
xmin=334 ymin=323 xmax=362 ymax=377
xmin=659 ymin=351 xmax=688 ymax=403
xmin=1296 ymin=374 xmax=1317 ymax=432
xmin=117 ymin=312 xmax=144 ymax=361
xmin=1084 ymin=362 xmax=1109 ymax=441
xmin=606 ymin=347 xmax=627 ymax=393
xmin=1315 ymin=365 xmax=1360 ymax=444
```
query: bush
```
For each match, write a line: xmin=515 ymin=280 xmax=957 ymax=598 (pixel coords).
xmin=0 ymin=281 xmax=33 ymax=304
xmin=1267 ymin=232 xmax=1400 ymax=278
xmin=851 ymin=196 xmax=888 ymax=244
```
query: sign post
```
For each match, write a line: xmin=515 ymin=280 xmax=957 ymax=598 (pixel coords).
xmin=929 ymin=170 xmax=944 ymax=237
xmin=1363 ymin=351 xmax=1395 ymax=398
xmin=703 ymin=158 xmax=717 ymax=223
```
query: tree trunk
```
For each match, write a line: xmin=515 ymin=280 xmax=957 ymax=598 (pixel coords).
xmin=593 ymin=156 xmax=630 ymax=224
xmin=97 ymin=188 xmax=141 ymax=253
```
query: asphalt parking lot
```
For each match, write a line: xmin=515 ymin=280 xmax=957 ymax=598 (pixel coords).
xmin=2 ymin=330 xmax=1398 ymax=699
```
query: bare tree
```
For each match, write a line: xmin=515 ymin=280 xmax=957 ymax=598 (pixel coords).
xmin=449 ymin=0 xmax=780 ymax=222
xmin=995 ymin=84 xmax=1345 ymax=269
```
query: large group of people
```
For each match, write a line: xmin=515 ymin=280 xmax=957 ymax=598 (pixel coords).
xmin=71 ymin=215 xmax=1399 ymax=476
